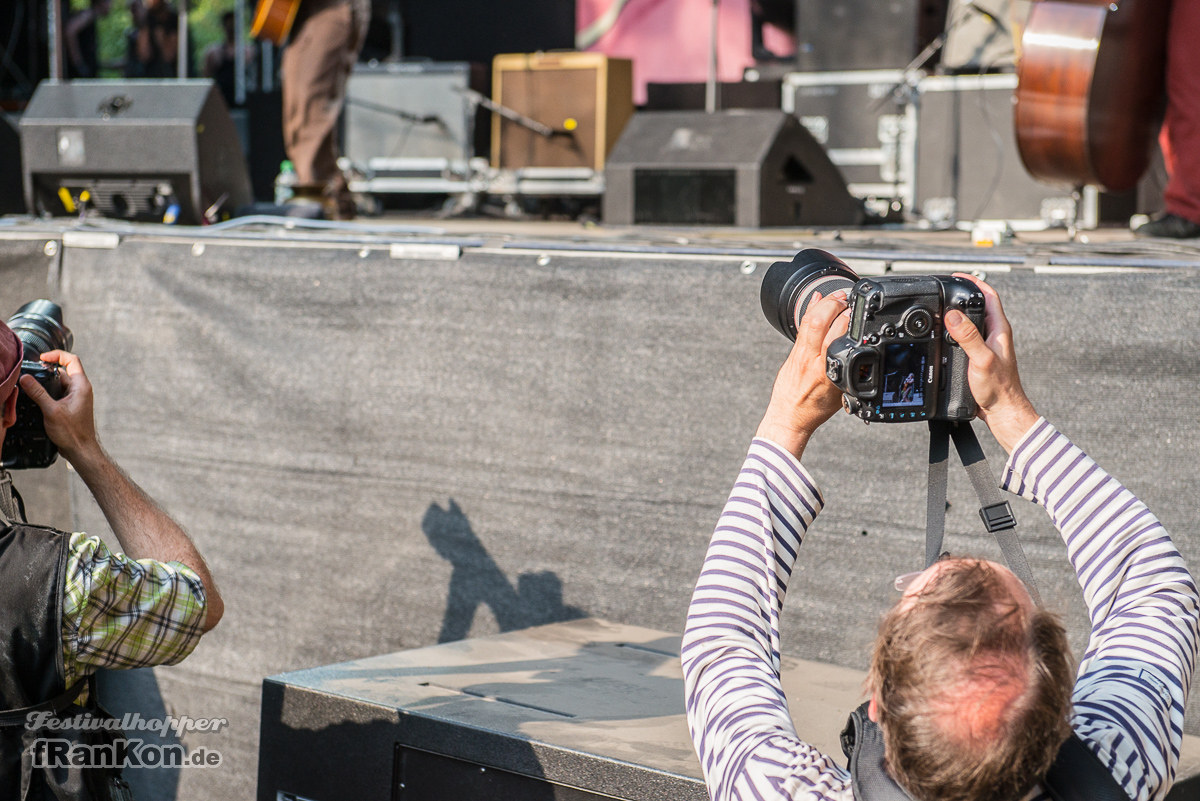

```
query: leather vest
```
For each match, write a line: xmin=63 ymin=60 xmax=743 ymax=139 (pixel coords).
xmin=0 ymin=481 xmax=129 ymax=801
xmin=0 ymin=520 xmax=76 ymax=799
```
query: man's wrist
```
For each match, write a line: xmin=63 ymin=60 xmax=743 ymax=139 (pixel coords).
xmin=63 ymin=441 xmax=109 ymax=479
xmin=984 ymin=400 xmax=1040 ymax=454
xmin=754 ymin=417 xmax=815 ymax=460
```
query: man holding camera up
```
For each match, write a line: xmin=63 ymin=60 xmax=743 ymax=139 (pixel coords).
xmin=682 ymin=274 xmax=1199 ymax=801
xmin=0 ymin=324 xmax=224 ymax=799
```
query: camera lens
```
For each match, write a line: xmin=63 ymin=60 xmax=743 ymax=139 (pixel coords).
xmin=902 ymin=308 xmax=934 ymax=338
xmin=760 ymin=249 xmax=858 ymax=341
xmin=7 ymin=300 xmax=73 ymax=360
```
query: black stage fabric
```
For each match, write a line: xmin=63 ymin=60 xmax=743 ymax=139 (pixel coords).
xmin=31 ymin=231 xmax=1200 ymax=799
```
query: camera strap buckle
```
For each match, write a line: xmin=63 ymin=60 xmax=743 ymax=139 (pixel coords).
xmin=926 ymin=420 xmax=1042 ymax=606
xmin=980 ymin=501 xmax=1016 ymax=533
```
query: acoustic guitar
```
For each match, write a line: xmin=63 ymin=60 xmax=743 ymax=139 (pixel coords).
xmin=1013 ymin=0 xmax=1170 ymax=192
xmin=250 ymin=0 xmax=301 ymax=45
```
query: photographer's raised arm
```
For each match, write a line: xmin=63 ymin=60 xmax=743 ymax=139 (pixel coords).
xmin=948 ymin=277 xmax=1199 ymax=799
xmin=942 ymin=274 xmax=1040 ymax=453
xmin=682 ymin=290 xmax=857 ymax=799
xmin=755 ymin=290 xmax=850 ymax=459
xmin=19 ymin=350 xmax=224 ymax=631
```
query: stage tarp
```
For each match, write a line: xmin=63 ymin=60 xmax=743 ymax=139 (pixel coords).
xmin=20 ymin=227 xmax=1199 ymax=799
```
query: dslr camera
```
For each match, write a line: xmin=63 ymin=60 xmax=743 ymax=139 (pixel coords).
xmin=3 ymin=300 xmax=72 ymax=470
xmin=761 ymin=249 xmax=986 ymax=423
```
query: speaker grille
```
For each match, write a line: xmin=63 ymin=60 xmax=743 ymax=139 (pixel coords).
xmin=633 ymin=169 xmax=737 ymax=225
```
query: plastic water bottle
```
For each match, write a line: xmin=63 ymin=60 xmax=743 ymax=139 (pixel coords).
xmin=274 ymin=160 xmax=297 ymax=205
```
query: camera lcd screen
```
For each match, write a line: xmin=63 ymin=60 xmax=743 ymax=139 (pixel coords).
xmin=881 ymin=344 xmax=926 ymax=409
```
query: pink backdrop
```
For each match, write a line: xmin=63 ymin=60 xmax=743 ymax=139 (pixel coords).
xmin=577 ymin=0 xmax=794 ymax=104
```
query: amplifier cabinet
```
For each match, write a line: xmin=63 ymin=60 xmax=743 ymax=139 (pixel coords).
xmin=491 ymin=52 xmax=633 ymax=171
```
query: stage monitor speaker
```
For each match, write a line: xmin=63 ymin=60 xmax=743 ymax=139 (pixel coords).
xmin=795 ymin=0 xmax=948 ymax=71
xmin=603 ymin=110 xmax=863 ymax=228
xmin=0 ymin=114 xmax=24 ymax=215
xmin=19 ymin=79 xmax=252 ymax=224
xmin=491 ymin=52 xmax=633 ymax=172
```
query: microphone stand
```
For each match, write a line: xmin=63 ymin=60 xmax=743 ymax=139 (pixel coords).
xmin=47 ymin=0 xmax=65 ymax=80
xmin=705 ymin=0 xmax=720 ymax=112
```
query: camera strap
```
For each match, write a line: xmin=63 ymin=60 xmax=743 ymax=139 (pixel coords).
xmin=926 ymin=420 xmax=1042 ymax=606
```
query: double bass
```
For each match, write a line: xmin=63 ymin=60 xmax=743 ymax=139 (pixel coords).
xmin=1013 ymin=0 xmax=1170 ymax=192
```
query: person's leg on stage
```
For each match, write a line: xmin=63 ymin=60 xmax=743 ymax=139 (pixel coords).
xmin=1138 ymin=0 xmax=1200 ymax=238
xmin=280 ymin=0 xmax=367 ymax=219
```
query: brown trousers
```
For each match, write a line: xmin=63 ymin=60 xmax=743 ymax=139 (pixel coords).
xmin=280 ymin=0 xmax=369 ymax=188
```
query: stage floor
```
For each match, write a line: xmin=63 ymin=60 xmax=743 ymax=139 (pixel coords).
xmin=4 ymin=212 xmax=1200 ymax=274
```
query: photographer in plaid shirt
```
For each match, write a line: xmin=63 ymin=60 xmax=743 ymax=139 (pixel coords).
xmin=0 ymin=323 xmax=223 ymax=799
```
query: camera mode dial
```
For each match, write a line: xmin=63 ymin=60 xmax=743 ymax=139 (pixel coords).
xmin=901 ymin=308 xmax=934 ymax=338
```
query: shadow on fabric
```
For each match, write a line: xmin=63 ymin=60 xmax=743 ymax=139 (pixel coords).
xmin=422 ymin=499 xmax=586 ymax=643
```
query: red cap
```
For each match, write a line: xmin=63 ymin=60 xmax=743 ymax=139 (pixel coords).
xmin=0 ymin=324 xmax=23 ymax=403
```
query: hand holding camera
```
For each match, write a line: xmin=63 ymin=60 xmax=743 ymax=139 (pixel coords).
xmin=18 ymin=349 xmax=100 ymax=469
xmin=941 ymin=274 xmax=1039 ymax=453
xmin=761 ymin=250 xmax=1039 ymax=453
xmin=756 ymin=288 xmax=850 ymax=457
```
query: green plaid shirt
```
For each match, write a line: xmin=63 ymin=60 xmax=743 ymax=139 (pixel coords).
xmin=61 ymin=531 xmax=208 ymax=694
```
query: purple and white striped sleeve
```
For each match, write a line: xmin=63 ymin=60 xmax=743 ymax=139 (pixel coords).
xmin=1002 ymin=419 xmax=1200 ymax=801
xmin=682 ymin=438 xmax=853 ymax=801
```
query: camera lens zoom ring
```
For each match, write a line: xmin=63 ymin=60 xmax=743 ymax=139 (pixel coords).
xmin=792 ymin=274 xmax=855 ymax=332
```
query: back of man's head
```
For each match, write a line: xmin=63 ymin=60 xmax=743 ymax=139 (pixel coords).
xmin=868 ymin=559 xmax=1074 ymax=801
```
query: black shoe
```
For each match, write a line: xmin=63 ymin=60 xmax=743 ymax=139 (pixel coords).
xmin=1135 ymin=213 xmax=1200 ymax=239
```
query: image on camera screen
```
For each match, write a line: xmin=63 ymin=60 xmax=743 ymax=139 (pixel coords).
xmin=881 ymin=344 xmax=926 ymax=409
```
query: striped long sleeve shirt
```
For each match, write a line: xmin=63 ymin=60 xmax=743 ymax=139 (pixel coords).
xmin=682 ymin=419 xmax=1200 ymax=801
